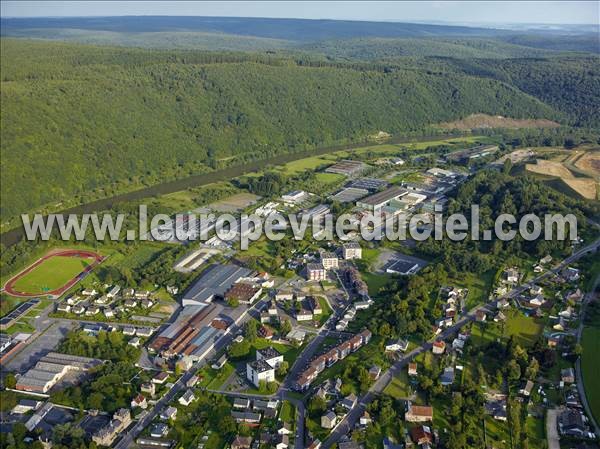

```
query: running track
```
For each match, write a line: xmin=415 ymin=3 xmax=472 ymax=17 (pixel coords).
xmin=3 ymin=249 xmax=104 ymax=298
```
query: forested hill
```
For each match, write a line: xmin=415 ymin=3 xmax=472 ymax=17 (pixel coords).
xmin=0 ymin=38 xmax=590 ymax=227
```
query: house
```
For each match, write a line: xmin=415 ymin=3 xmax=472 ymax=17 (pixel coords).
xmin=124 ymin=299 xmax=138 ymax=308
xmin=321 ymin=411 xmax=337 ymax=429
xmin=561 ymin=368 xmax=575 ymax=384
xmin=296 ymin=309 xmax=313 ymax=321
xmin=320 ymin=252 xmax=339 ymax=270
xmin=494 ymin=311 xmax=507 ymax=322
xmin=277 ymin=422 xmax=292 ymax=435
xmin=141 ymin=382 xmax=155 ymax=396
xmin=57 ymin=303 xmax=71 ymax=313
xmin=359 ymin=411 xmax=372 ymax=426
xmin=186 ymin=375 xmax=199 ymax=388
xmin=107 ymin=285 xmax=121 ymax=298
xmin=529 ymin=285 xmax=543 ymax=296
xmin=150 ymin=423 xmax=169 ymax=438
xmin=485 ymin=399 xmax=508 ymax=421
xmin=137 ymin=327 xmax=153 ymax=338
xmin=66 ymin=295 xmax=80 ymax=305
xmin=233 ymin=397 xmax=251 ymax=409
xmin=128 ymin=337 xmax=141 ymax=347
xmin=275 ymin=289 xmax=294 ymax=302
xmin=246 ymin=360 xmax=275 ymax=387
xmin=410 ymin=425 xmax=433 ymax=446
xmin=212 ymin=354 xmax=228 ymax=370
xmin=306 ymin=263 xmax=327 ymax=281
xmin=452 ymin=338 xmax=465 ymax=351
xmin=307 ymin=440 xmax=322 ymax=449
xmin=153 ymin=371 xmax=169 ymax=384
xmin=281 ymin=190 xmax=307 ymax=204
xmin=178 ymin=389 xmax=196 ymax=406
xmin=160 ymin=406 xmax=178 ymax=421
xmin=274 ymin=434 xmax=289 ymax=449
xmin=225 ymin=283 xmax=263 ymax=305
xmin=123 ymin=326 xmax=136 ymax=336
xmin=504 ymin=268 xmax=519 ymax=284
xmin=496 ymin=298 xmax=510 ymax=309
xmin=566 ymin=289 xmax=584 ymax=303
xmin=519 ymin=380 xmax=534 ymax=397
xmin=342 ymin=393 xmax=357 ymax=410
xmin=308 ymin=296 xmax=323 ymax=315
xmin=256 ymin=347 xmax=284 ymax=368
xmin=405 ymin=403 xmax=433 ymax=423
xmin=369 ymin=365 xmax=381 ymax=380
xmin=141 ymin=299 xmax=154 ymax=309
xmin=231 ymin=436 xmax=253 ymax=449
xmin=131 ymin=394 xmax=147 ymax=409
xmin=85 ymin=306 xmax=100 ymax=316
xmin=559 ymin=409 xmax=588 ymax=437
xmin=385 ymin=338 xmax=409 ymax=352
xmin=11 ymin=399 xmax=42 ymax=414
xmin=342 ymin=242 xmax=362 ymax=260
xmin=95 ymin=295 xmax=109 ymax=305
xmin=440 ymin=367 xmax=455 ymax=386
xmin=475 ymin=310 xmax=487 ymax=322
xmin=563 ymin=267 xmax=580 ymax=282
xmin=103 ymin=308 xmax=114 ymax=318
xmin=258 ymin=325 xmax=274 ymax=339
xmin=408 ymin=363 xmax=418 ymax=377
xmin=82 ymin=289 xmax=97 ymax=296
xmin=547 ymin=335 xmax=561 ymax=348
xmin=432 ymin=340 xmax=446 ymax=355
xmin=231 ymin=411 xmax=261 ymax=425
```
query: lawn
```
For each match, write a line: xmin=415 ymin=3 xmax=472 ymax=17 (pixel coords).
xmin=581 ymin=325 xmax=600 ymax=425
xmin=384 ymin=370 xmax=413 ymax=399
xmin=449 ymin=269 xmax=495 ymax=309
xmin=198 ymin=362 xmax=236 ymax=390
xmin=117 ymin=243 xmax=167 ymax=270
xmin=470 ymin=310 xmax=544 ymax=349
xmin=280 ymin=156 xmax=332 ymax=174
xmin=11 ymin=255 xmax=92 ymax=294
xmin=362 ymin=272 xmax=390 ymax=296
xmin=279 ymin=400 xmax=296 ymax=425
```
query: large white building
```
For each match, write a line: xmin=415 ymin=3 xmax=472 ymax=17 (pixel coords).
xmin=246 ymin=360 xmax=275 ymax=387
xmin=246 ymin=346 xmax=283 ymax=387
xmin=320 ymin=252 xmax=339 ymax=270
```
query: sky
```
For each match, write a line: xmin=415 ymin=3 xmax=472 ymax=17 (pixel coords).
xmin=1 ymin=1 xmax=598 ymax=25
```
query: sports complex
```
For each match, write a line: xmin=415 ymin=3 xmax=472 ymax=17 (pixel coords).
xmin=3 ymin=249 xmax=104 ymax=298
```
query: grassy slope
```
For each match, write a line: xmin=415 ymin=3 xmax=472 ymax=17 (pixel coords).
xmin=581 ymin=325 xmax=600 ymax=425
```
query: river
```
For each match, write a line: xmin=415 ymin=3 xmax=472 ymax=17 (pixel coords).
xmin=0 ymin=132 xmax=466 ymax=247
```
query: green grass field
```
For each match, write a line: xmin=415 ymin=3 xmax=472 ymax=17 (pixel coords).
xmin=11 ymin=255 xmax=91 ymax=294
xmin=581 ymin=325 xmax=600 ymax=425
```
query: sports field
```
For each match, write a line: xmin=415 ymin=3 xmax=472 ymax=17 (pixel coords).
xmin=11 ymin=256 xmax=90 ymax=294
xmin=4 ymin=249 xmax=103 ymax=297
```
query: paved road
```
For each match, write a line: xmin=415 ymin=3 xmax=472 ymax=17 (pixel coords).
xmin=575 ymin=272 xmax=600 ymax=437
xmin=113 ymin=296 xmax=270 ymax=449
xmin=322 ymin=236 xmax=600 ymax=449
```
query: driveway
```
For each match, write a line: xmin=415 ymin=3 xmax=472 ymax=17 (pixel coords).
xmin=546 ymin=408 xmax=561 ymax=449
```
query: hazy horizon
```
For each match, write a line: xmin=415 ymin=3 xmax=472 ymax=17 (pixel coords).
xmin=1 ymin=1 xmax=598 ymax=26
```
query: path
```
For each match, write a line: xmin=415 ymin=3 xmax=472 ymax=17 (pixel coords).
xmin=546 ymin=408 xmax=561 ymax=449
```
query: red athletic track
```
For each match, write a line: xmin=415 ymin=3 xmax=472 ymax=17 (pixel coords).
xmin=3 ymin=249 xmax=104 ymax=298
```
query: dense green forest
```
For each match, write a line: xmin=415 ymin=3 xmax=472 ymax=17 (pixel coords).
xmin=1 ymin=37 xmax=598 ymax=227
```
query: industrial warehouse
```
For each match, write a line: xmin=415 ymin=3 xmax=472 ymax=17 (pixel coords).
xmin=15 ymin=352 xmax=103 ymax=393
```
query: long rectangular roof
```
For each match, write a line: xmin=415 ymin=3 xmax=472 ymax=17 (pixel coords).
xmin=358 ymin=186 xmax=407 ymax=206
xmin=182 ymin=264 xmax=252 ymax=305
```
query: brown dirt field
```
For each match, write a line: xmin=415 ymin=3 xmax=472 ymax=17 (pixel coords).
xmin=574 ymin=152 xmax=600 ymax=177
xmin=526 ymin=160 xmax=574 ymax=179
xmin=208 ymin=192 xmax=261 ymax=212
xmin=563 ymin=178 xmax=598 ymax=200
xmin=439 ymin=113 xmax=560 ymax=130
xmin=526 ymin=159 xmax=598 ymax=200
